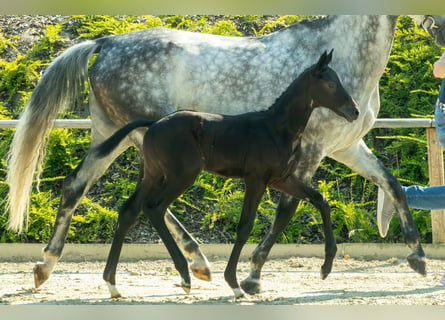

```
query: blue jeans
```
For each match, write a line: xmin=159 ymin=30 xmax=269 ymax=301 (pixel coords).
xmin=403 ymin=185 xmax=445 ymax=210
xmin=434 ymin=97 xmax=445 ymax=149
xmin=403 ymin=98 xmax=445 ymax=210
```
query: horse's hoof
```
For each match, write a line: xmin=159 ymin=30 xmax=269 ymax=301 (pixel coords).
xmin=111 ymin=293 xmax=122 ymax=299
xmin=407 ymin=254 xmax=427 ymax=276
xmin=240 ymin=278 xmax=261 ymax=295
xmin=33 ymin=263 xmax=50 ymax=288
xmin=190 ymin=266 xmax=212 ymax=282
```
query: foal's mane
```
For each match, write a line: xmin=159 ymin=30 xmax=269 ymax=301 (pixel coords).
xmin=266 ymin=63 xmax=314 ymax=112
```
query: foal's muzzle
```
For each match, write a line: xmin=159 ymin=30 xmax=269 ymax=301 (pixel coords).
xmin=339 ymin=100 xmax=359 ymax=123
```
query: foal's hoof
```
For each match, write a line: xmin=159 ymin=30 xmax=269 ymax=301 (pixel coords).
xmin=240 ymin=278 xmax=261 ymax=295
xmin=106 ymin=282 xmax=123 ymax=299
xmin=190 ymin=266 xmax=212 ymax=282
xmin=175 ymin=282 xmax=191 ymax=294
xmin=233 ymin=288 xmax=245 ymax=299
xmin=407 ymin=253 xmax=427 ymax=276
xmin=320 ymin=270 xmax=330 ymax=280
xmin=320 ymin=264 xmax=332 ymax=280
xmin=33 ymin=263 xmax=50 ymax=288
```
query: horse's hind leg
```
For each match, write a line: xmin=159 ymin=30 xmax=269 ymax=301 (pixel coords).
xmin=103 ymin=184 xmax=143 ymax=298
xmin=33 ymin=125 xmax=132 ymax=289
xmin=165 ymin=211 xmax=211 ymax=281
xmin=330 ymin=140 xmax=426 ymax=275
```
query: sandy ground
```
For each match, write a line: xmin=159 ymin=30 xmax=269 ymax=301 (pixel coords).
xmin=1 ymin=256 xmax=445 ymax=305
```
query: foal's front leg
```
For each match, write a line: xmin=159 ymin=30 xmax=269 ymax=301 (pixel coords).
xmin=273 ymin=175 xmax=337 ymax=278
xmin=240 ymin=175 xmax=336 ymax=295
xmin=241 ymin=193 xmax=298 ymax=295
xmin=224 ymin=180 xmax=266 ymax=299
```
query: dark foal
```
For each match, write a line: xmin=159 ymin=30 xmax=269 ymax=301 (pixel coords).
xmin=97 ymin=50 xmax=359 ymax=299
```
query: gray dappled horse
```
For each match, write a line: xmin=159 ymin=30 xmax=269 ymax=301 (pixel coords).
xmin=95 ymin=51 xmax=359 ymax=298
xmin=6 ymin=15 xmax=445 ymax=293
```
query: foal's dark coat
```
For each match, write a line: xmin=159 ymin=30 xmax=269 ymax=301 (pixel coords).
xmin=97 ymin=51 xmax=359 ymax=298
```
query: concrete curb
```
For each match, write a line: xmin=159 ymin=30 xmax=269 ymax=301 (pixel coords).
xmin=0 ymin=243 xmax=444 ymax=262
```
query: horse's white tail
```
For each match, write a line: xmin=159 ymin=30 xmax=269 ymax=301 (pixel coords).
xmin=6 ymin=40 xmax=101 ymax=232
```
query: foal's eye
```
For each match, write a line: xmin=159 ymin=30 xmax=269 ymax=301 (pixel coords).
xmin=327 ymin=81 xmax=336 ymax=90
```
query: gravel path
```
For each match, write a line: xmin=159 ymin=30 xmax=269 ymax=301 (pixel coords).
xmin=1 ymin=257 xmax=445 ymax=305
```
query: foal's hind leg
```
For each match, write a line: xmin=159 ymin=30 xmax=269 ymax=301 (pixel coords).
xmin=34 ymin=128 xmax=209 ymax=288
xmin=143 ymin=174 xmax=202 ymax=294
xmin=103 ymin=185 xmax=144 ymax=298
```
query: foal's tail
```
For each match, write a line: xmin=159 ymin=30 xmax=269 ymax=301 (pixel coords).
xmin=6 ymin=40 xmax=101 ymax=232
xmin=95 ymin=119 xmax=156 ymax=159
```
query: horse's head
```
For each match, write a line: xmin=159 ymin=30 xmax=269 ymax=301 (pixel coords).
xmin=308 ymin=49 xmax=359 ymax=123
xmin=412 ymin=15 xmax=445 ymax=47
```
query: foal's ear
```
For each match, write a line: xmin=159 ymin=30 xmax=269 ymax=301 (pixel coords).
xmin=314 ymin=49 xmax=334 ymax=76
xmin=326 ymin=48 xmax=333 ymax=64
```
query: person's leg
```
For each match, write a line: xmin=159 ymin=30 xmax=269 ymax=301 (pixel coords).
xmin=403 ymin=185 xmax=445 ymax=210
xmin=377 ymin=98 xmax=445 ymax=236
xmin=378 ymin=184 xmax=445 ymax=231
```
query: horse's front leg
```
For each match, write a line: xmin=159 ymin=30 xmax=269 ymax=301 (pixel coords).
xmin=225 ymin=181 xmax=266 ymax=299
xmin=330 ymin=139 xmax=426 ymax=276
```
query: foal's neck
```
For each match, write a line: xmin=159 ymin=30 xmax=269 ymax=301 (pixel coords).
xmin=269 ymin=74 xmax=313 ymax=140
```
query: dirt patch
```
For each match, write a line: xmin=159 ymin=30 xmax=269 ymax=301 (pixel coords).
xmin=1 ymin=257 xmax=445 ymax=305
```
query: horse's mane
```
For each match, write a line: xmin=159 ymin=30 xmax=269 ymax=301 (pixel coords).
xmin=279 ymin=15 xmax=334 ymax=32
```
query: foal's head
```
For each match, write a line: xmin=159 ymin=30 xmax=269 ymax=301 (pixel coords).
xmin=307 ymin=50 xmax=359 ymax=122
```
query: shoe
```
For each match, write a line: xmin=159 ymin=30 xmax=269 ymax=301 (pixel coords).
xmin=377 ymin=188 xmax=395 ymax=238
